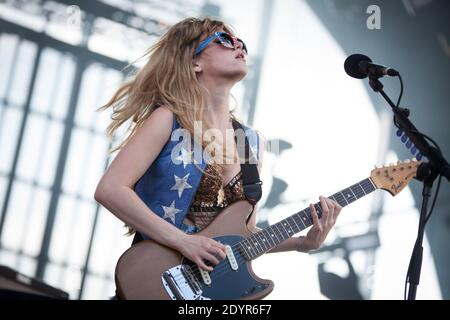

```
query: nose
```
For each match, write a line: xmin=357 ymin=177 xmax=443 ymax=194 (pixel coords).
xmin=234 ymin=39 xmax=243 ymax=51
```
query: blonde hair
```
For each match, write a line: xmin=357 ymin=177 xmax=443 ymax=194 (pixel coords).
xmin=98 ymin=17 xmax=245 ymax=236
xmin=98 ymin=17 xmax=240 ymax=164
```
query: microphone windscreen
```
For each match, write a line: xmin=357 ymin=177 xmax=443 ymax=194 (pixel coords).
xmin=344 ymin=54 xmax=372 ymax=79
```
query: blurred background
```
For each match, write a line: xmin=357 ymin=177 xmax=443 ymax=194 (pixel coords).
xmin=0 ymin=0 xmax=448 ymax=300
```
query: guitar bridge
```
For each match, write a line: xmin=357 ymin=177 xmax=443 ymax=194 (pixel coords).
xmin=161 ymin=265 xmax=210 ymax=300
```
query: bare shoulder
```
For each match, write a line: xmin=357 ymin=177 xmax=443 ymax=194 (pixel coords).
xmin=141 ymin=105 xmax=174 ymax=136
xmin=97 ymin=105 xmax=176 ymax=190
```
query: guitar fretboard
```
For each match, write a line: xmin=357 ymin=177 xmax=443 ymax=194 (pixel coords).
xmin=237 ymin=178 xmax=377 ymax=260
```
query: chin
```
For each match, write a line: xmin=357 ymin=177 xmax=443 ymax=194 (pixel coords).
xmin=232 ymin=67 xmax=249 ymax=81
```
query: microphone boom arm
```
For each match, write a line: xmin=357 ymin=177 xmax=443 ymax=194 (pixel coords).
xmin=368 ymin=76 xmax=450 ymax=182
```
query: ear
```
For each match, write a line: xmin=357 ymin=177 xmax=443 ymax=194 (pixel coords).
xmin=193 ymin=61 xmax=202 ymax=73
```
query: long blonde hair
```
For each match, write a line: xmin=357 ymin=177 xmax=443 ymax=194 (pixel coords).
xmin=98 ymin=17 xmax=239 ymax=163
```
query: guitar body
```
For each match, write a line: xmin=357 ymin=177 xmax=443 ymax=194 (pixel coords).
xmin=115 ymin=200 xmax=274 ymax=300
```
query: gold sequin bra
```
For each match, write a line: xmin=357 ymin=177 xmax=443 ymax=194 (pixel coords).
xmin=189 ymin=164 xmax=245 ymax=211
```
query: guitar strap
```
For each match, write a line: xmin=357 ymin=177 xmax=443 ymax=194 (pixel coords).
xmin=231 ymin=118 xmax=263 ymax=206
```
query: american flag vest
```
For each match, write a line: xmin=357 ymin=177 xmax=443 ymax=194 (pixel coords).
xmin=134 ymin=114 xmax=260 ymax=239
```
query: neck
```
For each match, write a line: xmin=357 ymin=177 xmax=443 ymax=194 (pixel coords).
xmin=198 ymin=77 xmax=233 ymax=130
xmin=237 ymin=177 xmax=378 ymax=261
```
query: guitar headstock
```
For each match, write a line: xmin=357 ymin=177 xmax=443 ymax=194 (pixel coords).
xmin=371 ymin=158 xmax=422 ymax=196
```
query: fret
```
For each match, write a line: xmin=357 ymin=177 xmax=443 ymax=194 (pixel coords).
xmin=333 ymin=192 xmax=347 ymax=207
xmin=290 ymin=215 xmax=302 ymax=233
xmin=273 ymin=223 xmax=285 ymax=243
xmin=295 ymin=213 xmax=307 ymax=229
xmin=243 ymin=238 xmax=257 ymax=258
xmin=250 ymin=235 xmax=263 ymax=255
xmin=256 ymin=232 xmax=269 ymax=251
xmin=314 ymin=203 xmax=323 ymax=218
xmin=357 ymin=182 xmax=366 ymax=195
xmin=352 ymin=183 xmax=365 ymax=198
xmin=275 ymin=222 xmax=286 ymax=240
xmin=300 ymin=210 xmax=313 ymax=227
xmin=341 ymin=188 xmax=356 ymax=204
xmin=349 ymin=186 xmax=358 ymax=199
xmin=263 ymin=228 xmax=276 ymax=247
xmin=279 ymin=221 xmax=291 ymax=240
xmin=249 ymin=237 xmax=261 ymax=258
xmin=270 ymin=225 xmax=281 ymax=244
xmin=262 ymin=231 xmax=272 ymax=249
xmin=268 ymin=226 xmax=280 ymax=246
xmin=286 ymin=217 xmax=296 ymax=234
xmin=329 ymin=194 xmax=338 ymax=203
xmin=304 ymin=208 xmax=313 ymax=225
xmin=362 ymin=178 xmax=376 ymax=193
xmin=238 ymin=242 xmax=251 ymax=260
xmin=283 ymin=219 xmax=295 ymax=237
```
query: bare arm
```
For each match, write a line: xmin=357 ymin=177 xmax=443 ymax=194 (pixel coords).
xmin=94 ymin=106 xmax=227 ymax=271
xmin=94 ymin=107 xmax=186 ymax=249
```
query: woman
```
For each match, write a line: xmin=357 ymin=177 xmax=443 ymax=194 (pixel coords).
xmin=94 ymin=17 xmax=342 ymax=274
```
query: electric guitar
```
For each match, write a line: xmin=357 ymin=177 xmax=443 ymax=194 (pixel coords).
xmin=115 ymin=159 xmax=421 ymax=300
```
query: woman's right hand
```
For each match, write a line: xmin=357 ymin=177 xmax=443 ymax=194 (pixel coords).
xmin=176 ymin=234 xmax=227 ymax=272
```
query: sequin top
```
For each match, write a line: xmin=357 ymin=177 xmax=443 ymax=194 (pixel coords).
xmin=184 ymin=164 xmax=245 ymax=231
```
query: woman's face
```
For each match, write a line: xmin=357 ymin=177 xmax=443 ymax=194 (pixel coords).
xmin=193 ymin=30 xmax=248 ymax=84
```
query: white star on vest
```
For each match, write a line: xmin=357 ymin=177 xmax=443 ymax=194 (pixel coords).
xmin=170 ymin=173 xmax=192 ymax=198
xmin=162 ymin=200 xmax=181 ymax=224
xmin=175 ymin=147 xmax=192 ymax=169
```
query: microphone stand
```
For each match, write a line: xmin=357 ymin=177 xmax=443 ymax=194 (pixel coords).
xmin=367 ymin=75 xmax=450 ymax=300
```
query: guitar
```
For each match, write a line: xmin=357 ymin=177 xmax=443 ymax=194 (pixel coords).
xmin=115 ymin=159 xmax=421 ymax=300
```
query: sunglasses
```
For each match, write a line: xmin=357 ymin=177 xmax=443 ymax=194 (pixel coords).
xmin=195 ymin=32 xmax=248 ymax=56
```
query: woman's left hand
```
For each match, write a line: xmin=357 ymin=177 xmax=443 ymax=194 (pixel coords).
xmin=299 ymin=196 xmax=342 ymax=251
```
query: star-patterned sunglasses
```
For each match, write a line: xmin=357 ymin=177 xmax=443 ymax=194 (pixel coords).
xmin=194 ymin=31 xmax=248 ymax=56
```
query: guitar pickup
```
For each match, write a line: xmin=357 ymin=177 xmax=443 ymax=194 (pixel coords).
xmin=199 ymin=268 xmax=212 ymax=286
xmin=225 ymin=245 xmax=239 ymax=271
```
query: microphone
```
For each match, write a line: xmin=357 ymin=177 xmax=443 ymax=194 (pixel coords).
xmin=344 ymin=54 xmax=399 ymax=79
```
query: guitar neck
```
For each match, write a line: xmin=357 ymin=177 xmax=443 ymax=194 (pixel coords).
xmin=238 ymin=177 xmax=377 ymax=260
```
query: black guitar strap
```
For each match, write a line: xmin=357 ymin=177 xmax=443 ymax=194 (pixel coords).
xmin=231 ymin=118 xmax=263 ymax=206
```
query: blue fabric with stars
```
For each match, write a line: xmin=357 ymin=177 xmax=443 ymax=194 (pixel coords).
xmin=134 ymin=113 xmax=260 ymax=240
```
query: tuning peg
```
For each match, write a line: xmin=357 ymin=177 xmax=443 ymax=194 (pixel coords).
xmin=389 ymin=163 xmax=395 ymax=167
xmin=417 ymin=153 xmax=423 ymax=161
xmin=404 ymin=159 xmax=411 ymax=164
xmin=401 ymin=135 xmax=408 ymax=143
xmin=412 ymin=158 xmax=417 ymax=162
